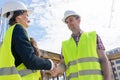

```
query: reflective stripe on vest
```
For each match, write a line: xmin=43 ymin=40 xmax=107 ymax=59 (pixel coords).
xmin=66 ymin=70 xmax=102 ymax=80
xmin=0 ymin=66 xmax=18 ymax=75
xmin=18 ymin=69 xmax=37 ymax=77
xmin=0 ymin=67 xmax=37 ymax=77
xmin=66 ymin=57 xmax=100 ymax=69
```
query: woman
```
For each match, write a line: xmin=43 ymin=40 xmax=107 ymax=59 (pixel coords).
xmin=0 ymin=1 xmax=55 ymax=80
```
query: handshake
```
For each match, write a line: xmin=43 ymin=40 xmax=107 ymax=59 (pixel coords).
xmin=50 ymin=63 xmax=66 ymax=77
xmin=41 ymin=62 xmax=66 ymax=78
xmin=30 ymin=38 xmax=66 ymax=78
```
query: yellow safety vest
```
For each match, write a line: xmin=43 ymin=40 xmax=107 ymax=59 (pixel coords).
xmin=62 ymin=31 xmax=103 ymax=80
xmin=0 ymin=24 xmax=41 ymax=80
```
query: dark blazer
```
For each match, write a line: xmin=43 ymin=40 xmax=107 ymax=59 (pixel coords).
xmin=12 ymin=24 xmax=51 ymax=70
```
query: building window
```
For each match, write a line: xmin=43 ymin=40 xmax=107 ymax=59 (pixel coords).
xmin=117 ymin=66 xmax=120 ymax=70
xmin=116 ymin=60 xmax=120 ymax=64
xmin=119 ymin=72 xmax=120 ymax=76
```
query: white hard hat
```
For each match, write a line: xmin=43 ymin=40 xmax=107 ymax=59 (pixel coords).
xmin=62 ymin=10 xmax=80 ymax=23
xmin=1 ymin=1 xmax=32 ymax=18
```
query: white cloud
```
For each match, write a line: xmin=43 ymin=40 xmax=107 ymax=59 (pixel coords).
xmin=1 ymin=0 xmax=120 ymax=53
xmin=37 ymin=0 xmax=120 ymax=53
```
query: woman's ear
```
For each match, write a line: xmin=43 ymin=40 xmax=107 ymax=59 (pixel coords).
xmin=15 ymin=15 xmax=22 ymax=22
xmin=17 ymin=15 xmax=22 ymax=19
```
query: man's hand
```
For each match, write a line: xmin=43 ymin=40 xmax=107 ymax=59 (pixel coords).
xmin=50 ymin=63 xmax=65 ymax=77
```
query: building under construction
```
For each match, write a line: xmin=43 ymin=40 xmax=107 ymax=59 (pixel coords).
xmin=106 ymin=47 xmax=120 ymax=80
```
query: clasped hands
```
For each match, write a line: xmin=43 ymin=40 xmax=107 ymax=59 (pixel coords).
xmin=49 ymin=63 xmax=65 ymax=78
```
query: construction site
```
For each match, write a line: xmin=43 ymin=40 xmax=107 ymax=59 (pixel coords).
xmin=39 ymin=48 xmax=120 ymax=80
xmin=1 ymin=0 xmax=120 ymax=80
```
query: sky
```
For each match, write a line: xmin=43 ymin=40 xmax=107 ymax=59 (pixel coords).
xmin=1 ymin=0 xmax=120 ymax=54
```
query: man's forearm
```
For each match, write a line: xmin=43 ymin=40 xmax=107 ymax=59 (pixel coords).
xmin=101 ymin=58 xmax=111 ymax=80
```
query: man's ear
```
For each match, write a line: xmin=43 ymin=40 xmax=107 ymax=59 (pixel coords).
xmin=78 ymin=18 xmax=81 ymax=23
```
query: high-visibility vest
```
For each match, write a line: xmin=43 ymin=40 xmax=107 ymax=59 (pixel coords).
xmin=0 ymin=24 xmax=41 ymax=80
xmin=62 ymin=31 xmax=103 ymax=80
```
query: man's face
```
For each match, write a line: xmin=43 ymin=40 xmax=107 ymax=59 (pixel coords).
xmin=65 ymin=16 xmax=80 ymax=32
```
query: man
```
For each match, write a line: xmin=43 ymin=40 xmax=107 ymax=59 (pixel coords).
xmin=61 ymin=10 xmax=111 ymax=80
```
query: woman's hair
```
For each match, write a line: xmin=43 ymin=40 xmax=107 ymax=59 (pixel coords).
xmin=30 ymin=37 xmax=42 ymax=57
xmin=6 ymin=10 xmax=27 ymax=26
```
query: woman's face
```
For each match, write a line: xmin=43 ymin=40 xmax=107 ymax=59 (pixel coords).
xmin=16 ymin=12 xmax=30 ymax=28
